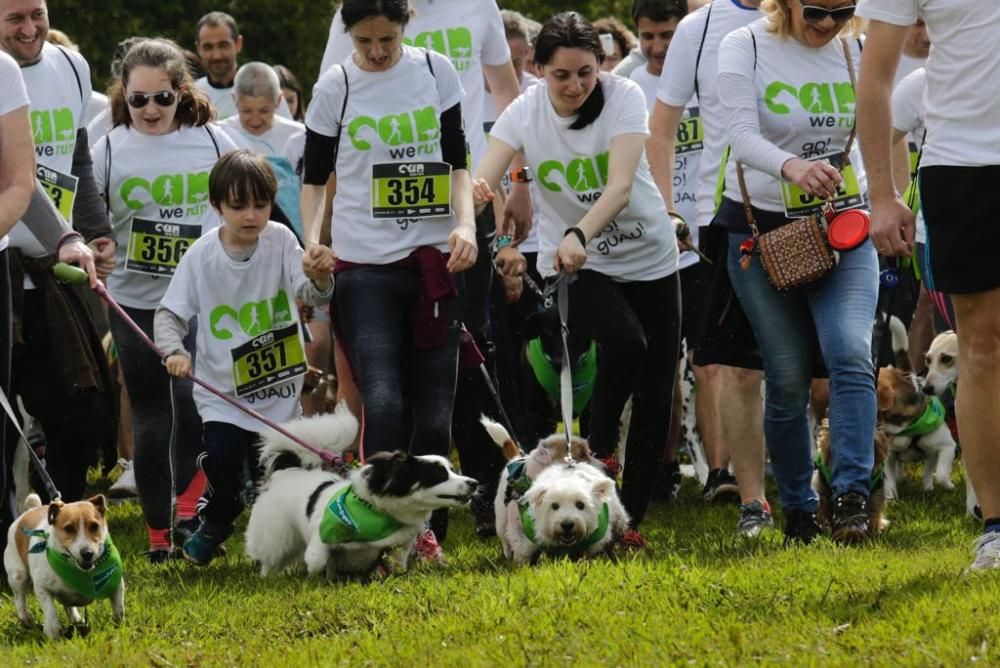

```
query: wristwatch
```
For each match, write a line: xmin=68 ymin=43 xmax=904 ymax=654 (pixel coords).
xmin=509 ymin=167 xmax=533 ymax=183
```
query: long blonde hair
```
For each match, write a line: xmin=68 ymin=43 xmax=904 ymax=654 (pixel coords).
xmin=761 ymin=0 xmax=865 ymax=39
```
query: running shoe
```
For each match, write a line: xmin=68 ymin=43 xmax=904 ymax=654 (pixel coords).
xmin=172 ymin=517 xmax=227 ymax=557
xmin=737 ymin=499 xmax=773 ymax=538
xmin=108 ymin=459 xmax=137 ymax=498
xmin=652 ymin=460 xmax=682 ymax=501
xmin=967 ymin=531 xmax=1000 ymax=573
xmin=146 ymin=548 xmax=180 ymax=564
xmin=620 ymin=528 xmax=647 ymax=550
xmin=412 ymin=529 xmax=447 ymax=566
xmin=830 ymin=493 xmax=870 ymax=545
xmin=182 ymin=521 xmax=232 ymax=566
xmin=783 ymin=508 xmax=823 ymax=546
xmin=702 ymin=468 xmax=740 ymax=504
xmin=470 ymin=492 xmax=497 ymax=539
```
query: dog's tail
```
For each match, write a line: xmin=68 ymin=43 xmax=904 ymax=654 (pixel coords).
xmin=24 ymin=493 xmax=41 ymax=510
xmin=259 ymin=402 xmax=359 ymax=475
xmin=888 ymin=315 xmax=911 ymax=371
xmin=480 ymin=415 xmax=522 ymax=461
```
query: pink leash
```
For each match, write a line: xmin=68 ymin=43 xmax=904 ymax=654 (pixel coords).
xmin=55 ymin=264 xmax=340 ymax=467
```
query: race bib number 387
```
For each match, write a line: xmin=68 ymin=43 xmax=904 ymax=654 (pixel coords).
xmin=371 ymin=161 xmax=451 ymax=219
xmin=675 ymin=109 xmax=704 ymax=155
xmin=231 ymin=323 xmax=307 ymax=397
xmin=126 ymin=218 xmax=200 ymax=276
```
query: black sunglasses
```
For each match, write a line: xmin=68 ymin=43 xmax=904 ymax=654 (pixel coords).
xmin=126 ymin=91 xmax=177 ymax=109
xmin=801 ymin=4 xmax=857 ymax=23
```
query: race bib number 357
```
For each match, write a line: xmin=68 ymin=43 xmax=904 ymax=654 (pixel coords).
xmin=231 ymin=323 xmax=307 ymax=397
xmin=371 ymin=161 xmax=451 ymax=219
xmin=125 ymin=218 xmax=200 ymax=276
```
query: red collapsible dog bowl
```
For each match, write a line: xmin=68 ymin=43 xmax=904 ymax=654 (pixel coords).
xmin=827 ymin=209 xmax=871 ymax=251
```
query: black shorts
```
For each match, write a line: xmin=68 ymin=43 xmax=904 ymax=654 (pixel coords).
xmin=679 ymin=261 xmax=708 ymax=351
xmin=921 ymin=164 xmax=1000 ymax=294
xmin=691 ymin=223 xmax=763 ymax=370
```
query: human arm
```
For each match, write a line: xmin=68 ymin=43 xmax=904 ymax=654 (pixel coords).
xmin=484 ymin=61 xmax=533 ymax=240
xmin=153 ymin=306 xmax=191 ymax=377
xmin=857 ymin=19 xmax=913 ymax=256
xmin=0 ymin=103 xmax=34 ymax=239
xmin=647 ymin=101 xmax=692 ymax=249
xmin=890 ymin=129 xmax=911 ymax=197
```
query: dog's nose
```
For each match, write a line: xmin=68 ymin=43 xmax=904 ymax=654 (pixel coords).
xmin=80 ymin=547 xmax=95 ymax=563
xmin=466 ymin=479 xmax=478 ymax=491
xmin=560 ymin=520 xmax=576 ymax=533
xmin=923 ymin=384 xmax=936 ymax=396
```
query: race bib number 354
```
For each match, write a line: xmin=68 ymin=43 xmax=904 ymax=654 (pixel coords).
xmin=125 ymin=218 xmax=200 ymax=277
xmin=231 ymin=323 xmax=307 ymax=397
xmin=371 ymin=161 xmax=451 ymax=219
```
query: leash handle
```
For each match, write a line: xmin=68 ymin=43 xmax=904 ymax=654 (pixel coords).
xmin=52 ymin=264 xmax=341 ymax=467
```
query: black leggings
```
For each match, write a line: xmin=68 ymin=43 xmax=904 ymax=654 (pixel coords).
xmin=199 ymin=421 xmax=260 ymax=529
xmin=0 ymin=250 xmax=14 ymax=554
xmin=108 ymin=305 xmax=201 ymax=532
xmin=567 ymin=270 xmax=682 ymax=527
xmin=335 ymin=265 xmax=459 ymax=459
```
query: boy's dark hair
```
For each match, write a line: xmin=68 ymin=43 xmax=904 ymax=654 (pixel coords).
xmin=209 ymin=150 xmax=278 ymax=209
xmin=340 ymin=0 xmax=411 ymax=31
xmin=631 ymin=0 xmax=688 ymax=27
xmin=534 ymin=12 xmax=605 ymax=131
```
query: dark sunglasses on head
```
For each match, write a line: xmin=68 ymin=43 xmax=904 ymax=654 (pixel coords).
xmin=801 ymin=4 xmax=857 ymax=23
xmin=126 ymin=91 xmax=177 ymax=109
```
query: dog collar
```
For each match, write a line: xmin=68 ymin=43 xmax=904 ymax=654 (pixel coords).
xmin=23 ymin=529 xmax=123 ymax=600
xmin=505 ymin=458 xmax=532 ymax=498
xmin=518 ymin=500 xmax=610 ymax=550
xmin=319 ymin=485 xmax=402 ymax=545
xmin=813 ymin=453 xmax=884 ymax=492
xmin=525 ymin=337 xmax=597 ymax=417
xmin=897 ymin=395 xmax=946 ymax=437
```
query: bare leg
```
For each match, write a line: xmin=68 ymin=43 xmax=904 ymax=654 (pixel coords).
xmin=333 ymin=339 xmax=363 ymax=451
xmin=693 ymin=363 xmax=729 ymax=470
xmin=662 ymin=376 xmax=682 ymax=464
xmin=908 ymin=287 xmax=935 ymax=374
xmin=302 ymin=318 xmax=332 ymax=417
xmin=719 ymin=366 xmax=765 ymax=503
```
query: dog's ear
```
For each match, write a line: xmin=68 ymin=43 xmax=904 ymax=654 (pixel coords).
xmin=591 ymin=477 xmax=615 ymax=502
xmin=876 ymin=375 xmax=895 ymax=413
xmin=48 ymin=500 xmax=64 ymax=525
xmin=569 ymin=438 xmax=592 ymax=461
xmin=87 ymin=494 xmax=107 ymax=517
xmin=525 ymin=486 xmax=546 ymax=507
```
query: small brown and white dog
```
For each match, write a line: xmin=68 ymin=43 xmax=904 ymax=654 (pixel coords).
xmin=922 ymin=330 xmax=958 ymax=398
xmin=813 ymin=418 xmax=889 ymax=534
xmin=4 ymin=493 xmax=124 ymax=639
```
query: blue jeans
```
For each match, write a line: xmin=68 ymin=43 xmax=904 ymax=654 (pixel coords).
xmin=727 ymin=233 xmax=878 ymax=510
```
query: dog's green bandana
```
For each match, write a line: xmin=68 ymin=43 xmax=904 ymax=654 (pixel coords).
xmin=506 ymin=458 xmax=532 ymax=498
xmin=319 ymin=485 xmax=401 ymax=544
xmin=813 ymin=454 xmax=884 ymax=493
xmin=23 ymin=529 xmax=123 ymax=600
xmin=525 ymin=337 xmax=597 ymax=417
xmin=897 ymin=395 xmax=946 ymax=438
xmin=518 ymin=501 xmax=609 ymax=550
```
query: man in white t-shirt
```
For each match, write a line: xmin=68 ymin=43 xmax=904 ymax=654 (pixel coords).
xmin=194 ymin=12 xmax=243 ymax=121
xmin=857 ymin=0 xmax=1000 ymax=571
xmin=647 ymin=0 xmax=769 ymax=535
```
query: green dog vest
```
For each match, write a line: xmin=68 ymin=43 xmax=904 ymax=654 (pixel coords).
xmin=525 ymin=337 xmax=597 ymax=417
xmin=319 ymin=485 xmax=401 ymax=544
xmin=26 ymin=530 xmax=123 ymax=600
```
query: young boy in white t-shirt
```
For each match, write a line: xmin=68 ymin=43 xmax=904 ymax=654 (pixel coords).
xmin=155 ymin=150 xmax=334 ymax=565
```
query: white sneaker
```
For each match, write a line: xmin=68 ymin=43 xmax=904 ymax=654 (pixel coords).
xmin=109 ymin=459 xmax=137 ymax=498
xmin=967 ymin=531 xmax=1000 ymax=573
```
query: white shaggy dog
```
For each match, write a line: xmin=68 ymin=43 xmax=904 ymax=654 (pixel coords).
xmin=246 ymin=406 xmax=478 ymax=577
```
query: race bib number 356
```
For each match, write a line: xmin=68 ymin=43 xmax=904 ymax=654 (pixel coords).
xmin=371 ymin=161 xmax=451 ymax=219
xmin=231 ymin=323 xmax=307 ymax=397
xmin=125 ymin=218 xmax=200 ymax=276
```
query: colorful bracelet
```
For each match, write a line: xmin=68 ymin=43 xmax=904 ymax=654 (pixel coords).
xmin=493 ymin=233 xmax=513 ymax=254
xmin=564 ymin=227 xmax=586 ymax=247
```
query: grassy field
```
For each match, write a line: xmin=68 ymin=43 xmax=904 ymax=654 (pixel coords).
xmin=3 ymin=474 xmax=999 ymax=667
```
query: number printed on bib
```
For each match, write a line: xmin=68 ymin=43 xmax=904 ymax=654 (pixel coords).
xmin=125 ymin=218 xmax=200 ymax=277
xmin=780 ymin=153 xmax=864 ymax=218
xmin=675 ymin=110 xmax=704 ymax=156
xmin=371 ymin=161 xmax=452 ymax=219
xmin=231 ymin=323 xmax=307 ymax=397
xmin=36 ymin=165 xmax=78 ymax=222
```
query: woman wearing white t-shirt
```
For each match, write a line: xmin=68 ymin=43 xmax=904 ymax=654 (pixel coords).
xmin=300 ymin=0 xmax=476 ymax=554
xmin=474 ymin=12 xmax=681 ymax=548
xmin=716 ymin=1 xmax=877 ymax=545
xmin=93 ymin=39 xmax=238 ymax=562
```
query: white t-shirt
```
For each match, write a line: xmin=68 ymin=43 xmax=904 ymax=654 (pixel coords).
xmin=0 ymin=51 xmax=30 ymax=253
xmin=87 ymin=106 xmax=112 ymax=147
xmin=657 ymin=0 xmax=763 ymax=227
xmin=160 ymin=222 xmax=310 ymax=430
xmin=632 ymin=65 xmax=700 ymax=271
xmin=83 ymin=90 xmax=108 ymax=128
xmin=496 ymin=72 xmax=540 ymax=254
xmin=306 ymin=46 xmax=464 ymax=265
xmin=718 ymin=21 xmax=866 ymax=213
xmin=319 ymin=0 xmax=510 ymax=169
xmin=195 ymin=77 xmax=293 ymax=121
xmin=857 ymin=0 xmax=1000 ymax=167
xmin=10 ymin=42 xmax=92 ymax=257
xmin=93 ymin=123 xmax=239 ymax=309
xmin=892 ymin=67 xmax=927 ymax=243
xmin=490 ymin=74 xmax=678 ymax=282
xmin=895 ymin=53 xmax=925 ymax=86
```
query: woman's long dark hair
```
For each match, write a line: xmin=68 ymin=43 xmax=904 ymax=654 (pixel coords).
xmin=340 ymin=0 xmax=410 ymax=30
xmin=533 ymin=11 xmax=606 ymax=130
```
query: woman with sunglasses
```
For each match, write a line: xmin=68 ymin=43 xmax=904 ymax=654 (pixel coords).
xmin=714 ymin=0 xmax=877 ymax=545
xmin=93 ymin=38 xmax=238 ymax=562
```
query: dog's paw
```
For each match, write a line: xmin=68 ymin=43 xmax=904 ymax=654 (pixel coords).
xmin=938 ymin=479 xmax=956 ymax=491
xmin=42 ymin=621 xmax=63 ymax=640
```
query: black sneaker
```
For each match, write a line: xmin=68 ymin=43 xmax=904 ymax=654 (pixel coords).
xmin=702 ymin=468 xmax=740 ymax=504
xmin=469 ymin=490 xmax=497 ymax=539
xmin=831 ymin=493 xmax=870 ymax=545
xmin=783 ymin=508 xmax=823 ymax=546
xmin=652 ymin=460 xmax=683 ymax=501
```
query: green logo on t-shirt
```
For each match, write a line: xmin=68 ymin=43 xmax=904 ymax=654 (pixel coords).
xmin=209 ymin=289 xmax=294 ymax=341
xmin=348 ymin=107 xmax=441 ymax=160
xmin=538 ymin=152 xmax=609 ymax=202
xmin=119 ymin=172 xmax=211 ymax=218
xmin=404 ymin=27 xmax=473 ymax=72
xmin=764 ymin=80 xmax=855 ymax=127
xmin=31 ymin=107 xmax=75 ymax=157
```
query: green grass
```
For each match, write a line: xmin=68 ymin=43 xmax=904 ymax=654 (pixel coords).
xmin=3 ymin=476 xmax=1000 ymax=667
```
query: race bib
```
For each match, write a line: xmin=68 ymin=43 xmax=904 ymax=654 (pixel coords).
xmin=37 ymin=165 xmax=78 ymax=222
xmin=780 ymin=153 xmax=864 ymax=218
xmin=230 ymin=323 xmax=307 ymax=397
xmin=125 ymin=218 xmax=200 ymax=277
xmin=675 ymin=110 xmax=703 ymax=156
xmin=371 ymin=161 xmax=451 ymax=219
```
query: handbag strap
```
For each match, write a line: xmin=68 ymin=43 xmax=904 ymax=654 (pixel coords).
xmin=735 ymin=162 xmax=761 ymax=237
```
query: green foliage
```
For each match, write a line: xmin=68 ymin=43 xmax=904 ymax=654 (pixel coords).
xmin=4 ymin=474 xmax=1000 ymax=665
xmin=49 ymin=0 xmax=337 ymax=97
